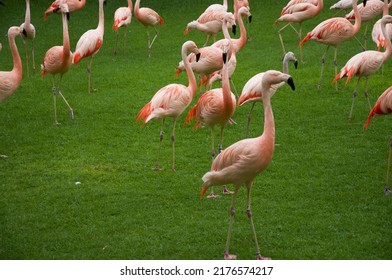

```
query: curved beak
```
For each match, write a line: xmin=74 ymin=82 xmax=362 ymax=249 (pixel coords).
xmin=196 ymin=52 xmax=201 ymax=62
xmin=222 ymin=52 xmax=227 ymax=64
xmin=0 ymin=0 xmax=5 ymax=7
xmin=363 ymin=0 xmax=367 ymax=7
xmin=248 ymin=15 xmax=252 ymax=23
xmin=21 ymin=28 xmax=27 ymax=37
xmin=232 ymin=24 xmax=236 ymax=36
xmin=287 ymin=77 xmax=295 ymax=91
xmin=294 ymin=60 xmax=298 ymax=69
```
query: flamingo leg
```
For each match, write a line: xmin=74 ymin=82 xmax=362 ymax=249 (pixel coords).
xmin=31 ymin=39 xmax=35 ymax=74
xmin=153 ymin=119 xmax=165 ymax=171
xmin=204 ymin=34 xmax=211 ymax=47
xmin=23 ymin=40 xmax=29 ymax=78
xmin=219 ymin=126 xmax=232 ymax=195
xmin=246 ymin=183 xmax=270 ymax=260
xmin=207 ymin=126 xmax=218 ymax=198
xmin=277 ymin=23 xmax=290 ymax=56
xmin=230 ymin=78 xmax=238 ymax=97
xmin=148 ymin=26 xmax=159 ymax=57
xmin=171 ymin=118 xmax=177 ymax=171
xmin=349 ymin=78 xmax=361 ymax=120
xmin=333 ymin=46 xmax=338 ymax=91
xmin=87 ymin=56 xmax=95 ymax=93
xmin=297 ymin=23 xmax=304 ymax=63
xmin=364 ymin=77 xmax=371 ymax=109
xmin=224 ymin=187 xmax=239 ymax=260
xmin=245 ymin=102 xmax=256 ymax=137
xmin=385 ymin=137 xmax=392 ymax=194
xmin=52 ymin=76 xmax=59 ymax=125
xmin=123 ymin=27 xmax=127 ymax=55
xmin=57 ymin=75 xmax=74 ymax=120
xmin=363 ymin=23 xmax=368 ymax=51
xmin=318 ymin=45 xmax=330 ymax=90
xmin=146 ymin=27 xmax=151 ymax=57
xmin=114 ymin=31 xmax=119 ymax=55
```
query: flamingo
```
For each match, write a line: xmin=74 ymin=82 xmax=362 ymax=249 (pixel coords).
xmin=333 ymin=15 xmax=392 ymax=119
xmin=134 ymin=0 xmax=164 ymax=58
xmin=330 ymin=0 xmax=353 ymax=15
xmin=185 ymin=39 xmax=236 ymax=198
xmin=299 ymin=0 xmax=366 ymax=90
xmin=363 ymin=85 xmax=392 ymax=194
xmin=0 ymin=26 xmax=23 ymax=102
xmin=72 ymin=0 xmax=106 ymax=94
xmin=20 ymin=0 xmax=35 ymax=78
xmin=113 ymin=0 xmax=133 ymax=55
xmin=233 ymin=0 xmax=251 ymax=41
xmin=44 ymin=0 xmax=86 ymax=20
xmin=345 ymin=0 xmax=392 ymax=49
xmin=200 ymin=70 xmax=295 ymax=260
xmin=238 ymin=52 xmax=298 ymax=136
xmin=204 ymin=0 xmax=228 ymax=13
xmin=41 ymin=1 xmax=73 ymax=125
xmin=371 ymin=0 xmax=392 ymax=50
xmin=184 ymin=9 xmax=233 ymax=47
xmin=274 ymin=0 xmax=323 ymax=63
xmin=136 ymin=41 xmax=201 ymax=171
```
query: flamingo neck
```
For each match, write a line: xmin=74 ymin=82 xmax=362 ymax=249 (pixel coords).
xmin=25 ymin=0 xmax=31 ymax=25
xmin=352 ymin=0 xmax=362 ymax=33
xmin=62 ymin=11 xmax=70 ymax=60
xmin=128 ymin=0 xmax=133 ymax=10
xmin=183 ymin=48 xmax=197 ymax=99
xmin=234 ymin=10 xmax=247 ymax=52
xmin=135 ymin=0 xmax=141 ymax=17
xmin=260 ymin=93 xmax=275 ymax=149
xmin=10 ymin=32 xmax=22 ymax=77
xmin=221 ymin=59 xmax=234 ymax=120
xmin=382 ymin=18 xmax=392 ymax=61
xmin=383 ymin=0 xmax=389 ymax=16
xmin=282 ymin=57 xmax=290 ymax=74
xmin=98 ymin=0 xmax=105 ymax=33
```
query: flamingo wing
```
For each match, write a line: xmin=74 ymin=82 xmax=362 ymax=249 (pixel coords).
xmin=113 ymin=7 xmax=132 ymax=30
xmin=72 ymin=30 xmax=103 ymax=64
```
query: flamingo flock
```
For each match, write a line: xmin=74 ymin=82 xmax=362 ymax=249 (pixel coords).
xmin=1 ymin=0 xmax=392 ymax=261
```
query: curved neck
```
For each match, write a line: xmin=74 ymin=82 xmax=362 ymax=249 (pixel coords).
xmin=128 ymin=0 xmax=133 ymax=10
xmin=183 ymin=48 xmax=197 ymax=98
xmin=282 ymin=57 xmax=290 ymax=74
xmin=261 ymin=91 xmax=275 ymax=145
xmin=223 ymin=0 xmax=228 ymax=9
xmin=221 ymin=59 xmax=233 ymax=119
xmin=62 ymin=11 xmax=70 ymax=59
xmin=383 ymin=0 xmax=389 ymax=16
xmin=10 ymin=32 xmax=22 ymax=76
xmin=135 ymin=0 xmax=140 ymax=16
xmin=381 ymin=18 xmax=392 ymax=61
xmin=25 ymin=0 xmax=31 ymax=25
xmin=352 ymin=0 xmax=362 ymax=33
xmin=97 ymin=0 xmax=105 ymax=32
xmin=234 ymin=10 xmax=247 ymax=52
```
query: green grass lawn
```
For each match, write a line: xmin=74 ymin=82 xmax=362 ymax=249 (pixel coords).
xmin=0 ymin=0 xmax=391 ymax=260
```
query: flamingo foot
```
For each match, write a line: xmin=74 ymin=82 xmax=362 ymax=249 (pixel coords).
xmin=69 ymin=109 xmax=74 ymax=120
xmin=224 ymin=252 xmax=237 ymax=260
xmin=222 ymin=187 xmax=233 ymax=195
xmin=0 ymin=155 xmax=8 ymax=159
xmin=256 ymin=254 xmax=271 ymax=260
xmin=207 ymin=192 xmax=218 ymax=199
xmin=152 ymin=165 xmax=163 ymax=171
xmin=385 ymin=186 xmax=391 ymax=195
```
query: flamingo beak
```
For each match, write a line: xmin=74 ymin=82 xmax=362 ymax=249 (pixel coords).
xmin=196 ymin=52 xmax=201 ymax=62
xmin=294 ymin=60 xmax=298 ymax=69
xmin=232 ymin=25 xmax=237 ymax=35
xmin=22 ymin=28 xmax=27 ymax=37
xmin=248 ymin=15 xmax=252 ymax=23
xmin=223 ymin=52 xmax=227 ymax=64
xmin=287 ymin=77 xmax=295 ymax=91
xmin=200 ymin=186 xmax=208 ymax=200
xmin=363 ymin=0 xmax=367 ymax=7
xmin=0 ymin=0 xmax=4 ymax=6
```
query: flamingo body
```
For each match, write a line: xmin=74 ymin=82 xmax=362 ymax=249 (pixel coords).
xmin=364 ymin=85 xmax=392 ymax=128
xmin=0 ymin=27 xmax=22 ymax=102
xmin=44 ymin=0 xmax=86 ymax=20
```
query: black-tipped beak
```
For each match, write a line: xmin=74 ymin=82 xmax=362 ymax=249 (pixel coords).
xmin=287 ymin=77 xmax=295 ymax=91
xmin=66 ymin=12 xmax=70 ymax=21
xmin=294 ymin=60 xmax=298 ymax=69
xmin=104 ymin=0 xmax=107 ymax=6
xmin=22 ymin=28 xmax=27 ymax=37
xmin=248 ymin=15 xmax=252 ymax=23
xmin=232 ymin=25 xmax=236 ymax=36
xmin=196 ymin=52 xmax=201 ymax=62
xmin=0 ymin=0 xmax=5 ymax=7
xmin=363 ymin=0 xmax=367 ymax=7
xmin=222 ymin=52 xmax=227 ymax=64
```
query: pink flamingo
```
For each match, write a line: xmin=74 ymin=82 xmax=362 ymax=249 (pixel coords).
xmin=363 ymin=85 xmax=392 ymax=194
xmin=333 ymin=15 xmax=392 ymax=119
xmin=185 ymin=39 xmax=236 ymax=198
xmin=20 ymin=0 xmax=35 ymax=78
xmin=72 ymin=0 xmax=106 ymax=94
xmin=238 ymin=52 xmax=298 ymax=136
xmin=233 ymin=0 xmax=251 ymax=41
xmin=113 ymin=0 xmax=133 ymax=55
xmin=134 ymin=0 xmax=164 ymax=58
xmin=371 ymin=0 xmax=392 ymax=50
xmin=206 ymin=7 xmax=252 ymax=90
xmin=200 ymin=70 xmax=295 ymax=260
xmin=136 ymin=41 xmax=201 ymax=171
xmin=44 ymin=0 xmax=86 ymax=20
xmin=299 ymin=0 xmax=365 ymax=90
xmin=0 ymin=26 xmax=23 ymax=102
xmin=346 ymin=0 xmax=392 ymax=49
xmin=330 ymin=0 xmax=353 ymax=15
xmin=274 ymin=0 xmax=323 ymax=62
xmin=41 ymin=1 xmax=73 ymax=125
